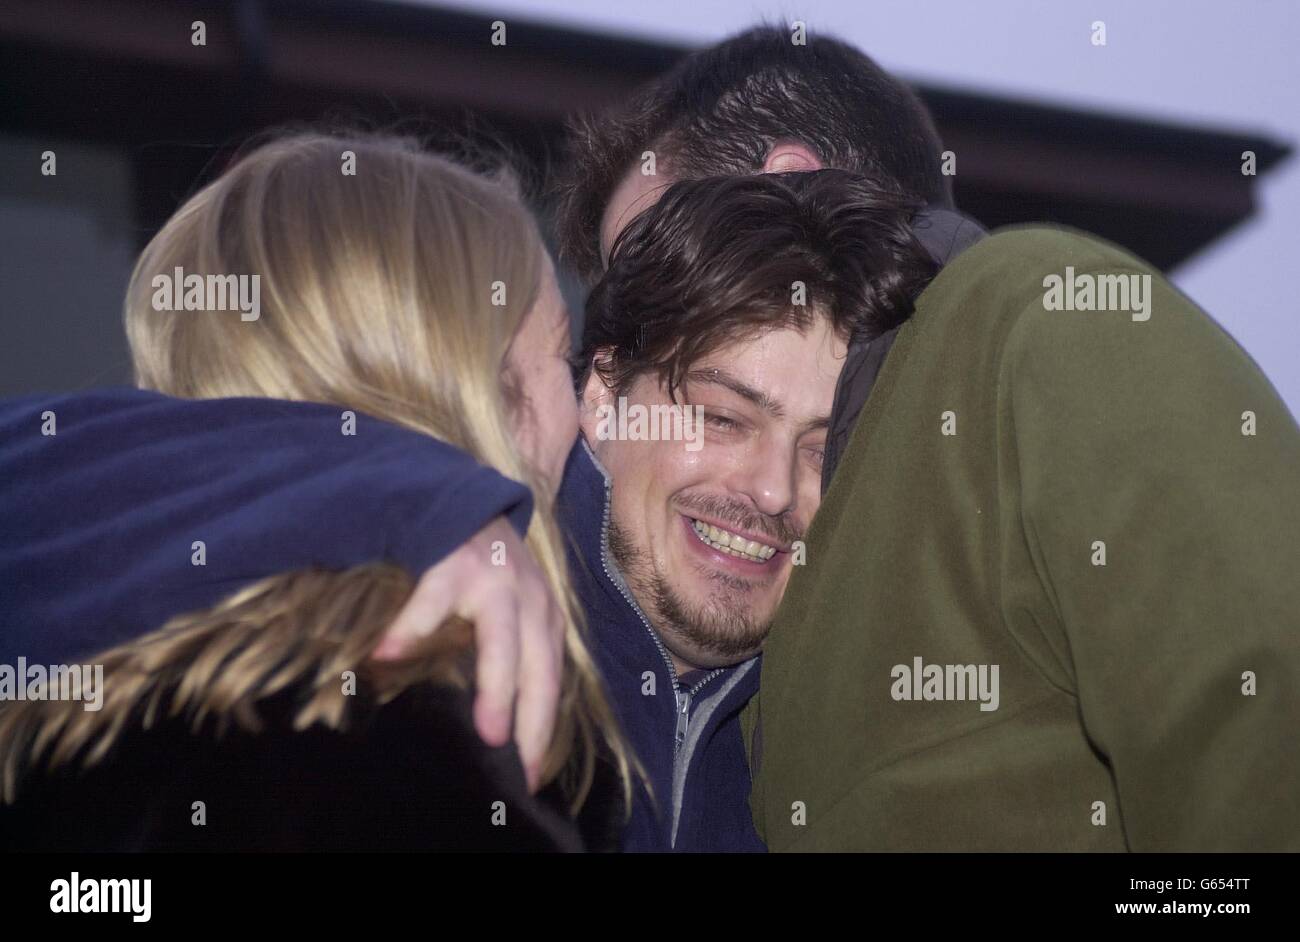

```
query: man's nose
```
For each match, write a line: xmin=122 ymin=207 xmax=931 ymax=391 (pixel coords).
xmin=730 ymin=434 xmax=798 ymax=519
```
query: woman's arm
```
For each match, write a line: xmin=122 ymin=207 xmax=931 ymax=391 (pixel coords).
xmin=0 ymin=387 xmax=564 ymax=785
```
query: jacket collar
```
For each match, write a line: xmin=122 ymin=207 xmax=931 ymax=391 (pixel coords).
xmin=559 ymin=435 xmax=760 ymax=695
xmin=823 ymin=209 xmax=987 ymax=491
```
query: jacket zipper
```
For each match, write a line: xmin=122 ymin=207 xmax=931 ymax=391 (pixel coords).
xmin=674 ymin=669 xmax=724 ymax=752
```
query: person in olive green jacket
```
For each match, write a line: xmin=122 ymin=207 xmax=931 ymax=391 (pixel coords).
xmin=743 ymin=224 xmax=1300 ymax=851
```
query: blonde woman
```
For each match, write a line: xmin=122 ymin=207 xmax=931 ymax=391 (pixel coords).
xmin=0 ymin=132 xmax=630 ymax=850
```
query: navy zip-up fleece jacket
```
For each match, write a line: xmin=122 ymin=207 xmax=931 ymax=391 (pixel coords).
xmin=556 ymin=440 xmax=764 ymax=853
xmin=0 ymin=389 xmax=533 ymax=665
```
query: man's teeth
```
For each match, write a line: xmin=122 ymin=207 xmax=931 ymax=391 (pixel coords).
xmin=690 ymin=519 xmax=777 ymax=561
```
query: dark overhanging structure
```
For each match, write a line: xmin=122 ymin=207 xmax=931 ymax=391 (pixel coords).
xmin=0 ymin=0 xmax=1290 ymax=391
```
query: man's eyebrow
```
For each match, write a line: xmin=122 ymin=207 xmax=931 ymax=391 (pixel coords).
xmin=685 ymin=369 xmax=832 ymax=432
xmin=686 ymin=369 xmax=782 ymax=415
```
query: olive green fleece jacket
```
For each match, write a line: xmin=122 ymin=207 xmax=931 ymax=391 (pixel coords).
xmin=744 ymin=227 xmax=1299 ymax=851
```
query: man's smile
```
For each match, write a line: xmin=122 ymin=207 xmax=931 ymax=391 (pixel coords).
xmin=680 ymin=512 xmax=786 ymax=574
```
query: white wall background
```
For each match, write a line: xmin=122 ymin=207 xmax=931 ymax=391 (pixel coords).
xmin=422 ymin=0 xmax=1299 ymax=416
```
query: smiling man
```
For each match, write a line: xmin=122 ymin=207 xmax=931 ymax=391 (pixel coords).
xmin=556 ymin=169 xmax=935 ymax=849
xmin=580 ymin=252 xmax=842 ymax=673
xmin=589 ymin=337 xmax=828 ymax=672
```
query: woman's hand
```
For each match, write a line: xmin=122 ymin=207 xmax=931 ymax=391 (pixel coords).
xmin=370 ymin=517 xmax=564 ymax=793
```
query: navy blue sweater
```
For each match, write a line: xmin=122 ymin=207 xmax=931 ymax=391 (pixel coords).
xmin=0 ymin=389 xmax=533 ymax=664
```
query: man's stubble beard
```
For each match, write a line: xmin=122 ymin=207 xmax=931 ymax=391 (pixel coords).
xmin=608 ymin=518 xmax=772 ymax=667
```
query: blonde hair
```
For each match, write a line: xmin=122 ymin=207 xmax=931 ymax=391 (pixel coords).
xmin=0 ymin=132 xmax=632 ymax=812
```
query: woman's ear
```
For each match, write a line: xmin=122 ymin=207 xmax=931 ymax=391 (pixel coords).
xmin=763 ymin=141 xmax=823 ymax=173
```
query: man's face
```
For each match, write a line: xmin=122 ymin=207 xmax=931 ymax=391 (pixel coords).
xmin=581 ymin=321 xmax=844 ymax=671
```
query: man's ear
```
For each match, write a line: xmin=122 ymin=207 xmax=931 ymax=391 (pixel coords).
xmin=763 ymin=141 xmax=823 ymax=173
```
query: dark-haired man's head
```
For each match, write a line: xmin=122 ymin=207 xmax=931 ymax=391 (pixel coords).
xmin=555 ymin=24 xmax=949 ymax=282
xmin=579 ymin=171 xmax=935 ymax=673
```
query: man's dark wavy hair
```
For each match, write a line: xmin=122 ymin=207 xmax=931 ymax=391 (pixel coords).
xmin=579 ymin=170 xmax=938 ymax=398
xmin=555 ymin=24 xmax=950 ymax=282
